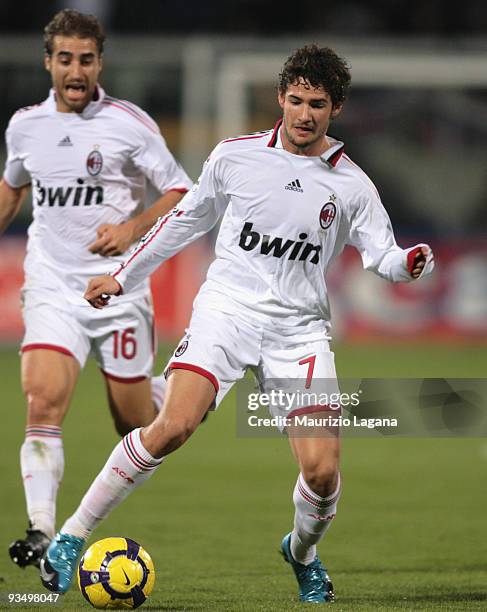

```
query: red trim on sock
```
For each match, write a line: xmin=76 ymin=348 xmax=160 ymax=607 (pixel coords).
xmin=122 ymin=435 xmax=154 ymax=472
xmin=26 ymin=425 xmax=62 ymax=438
xmin=25 ymin=432 xmax=62 ymax=438
xmin=298 ymin=474 xmax=342 ymax=509
xmin=299 ymin=481 xmax=333 ymax=510
xmin=127 ymin=431 xmax=156 ymax=469
xmin=122 ymin=436 xmax=147 ymax=471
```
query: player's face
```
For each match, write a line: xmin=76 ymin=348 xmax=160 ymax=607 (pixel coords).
xmin=278 ymin=80 xmax=342 ymax=156
xmin=45 ymin=36 xmax=103 ymax=113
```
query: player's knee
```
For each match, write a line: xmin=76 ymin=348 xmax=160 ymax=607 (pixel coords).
xmin=145 ymin=415 xmax=197 ymax=456
xmin=24 ymin=388 xmax=63 ymax=423
xmin=164 ymin=417 xmax=196 ymax=448
xmin=301 ymin=464 xmax=339 ymax=498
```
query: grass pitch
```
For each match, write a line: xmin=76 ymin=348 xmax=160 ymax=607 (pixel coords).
xmin=0 ymin=343 xmax=486 ymax=611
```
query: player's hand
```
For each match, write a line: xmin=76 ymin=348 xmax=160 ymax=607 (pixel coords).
xmin=84 ymin=275 xmax=122 ymax=309
xmin=88 ymin=222 xmax=136 ymax=256
xmin=409 ymin=246 xmax=430 ymax=279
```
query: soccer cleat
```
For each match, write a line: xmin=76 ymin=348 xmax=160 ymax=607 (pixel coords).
xmin=40 ymin=532 xmax=85 ymax=593
xmin=9 ymin=526 xmax=50 ymax=568
xmin=281 ymin=533 xmax=335 ymax=603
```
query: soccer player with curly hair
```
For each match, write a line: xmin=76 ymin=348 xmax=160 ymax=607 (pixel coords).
xmin=40 ymin=44 xmax=433 ymax=603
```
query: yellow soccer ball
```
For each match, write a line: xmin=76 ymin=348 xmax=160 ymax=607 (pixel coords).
xmin=78 ymin=537 xmax=155 ymax=609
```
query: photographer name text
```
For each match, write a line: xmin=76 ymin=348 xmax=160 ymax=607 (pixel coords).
xmin=247 ymin=414 xmax=398 ymax=429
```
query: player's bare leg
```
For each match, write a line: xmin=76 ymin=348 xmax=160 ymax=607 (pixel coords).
xmin=281 ymin=413 xmax=340 ymax=603
xmin=104 ymin=377 xmax=156 ymax=435
xmin=141 ymin=369 xmax=215 ymax=457
xmin=10 ymin=349 xmax=79 ymax=568
xmin=288 ymin=420 xmax=340 ymax=498
xmin=66 ymin=368 xmax=214 ymax=537
xmin=41 ymin=369 xmax=215 ymax=593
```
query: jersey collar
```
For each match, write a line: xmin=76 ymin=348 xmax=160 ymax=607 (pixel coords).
xmin=267 ymin=118 xmax=345 ymax=167
xmin=267 ymin=119 xmax=282 ymax=148
xmin=46 ymin=84 xmax=106 ymax=118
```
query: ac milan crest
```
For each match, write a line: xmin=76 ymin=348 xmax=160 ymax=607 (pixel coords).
xmin=319 ymin=202 xmax=336 ymax=230
xmin=174 ymin=340 xmax=189 ymax=357
xmin=87 ymin=149 xmax=103 ymax=176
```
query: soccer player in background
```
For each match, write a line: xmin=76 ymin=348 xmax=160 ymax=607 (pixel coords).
xmin=0 ymin=9 xmax=192 ymax=568
xmin=40 ymin=44 xmax=433 ymax=603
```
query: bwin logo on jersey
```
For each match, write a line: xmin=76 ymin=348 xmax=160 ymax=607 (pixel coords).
xmin=33 ymin=179 xmax=104 ymax=207
xmin=239 ymin=222 xmax=321 ymax=264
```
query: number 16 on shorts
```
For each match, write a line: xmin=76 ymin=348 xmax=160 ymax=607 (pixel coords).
xmin=113 ymin=328 xmax=137 ymax=360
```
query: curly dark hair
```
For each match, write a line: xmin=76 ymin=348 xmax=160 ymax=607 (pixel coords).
xmin=44 ymin=9 xmax=105 ymax=56
xmin=278 ymin=44 xmax=351 ymax=107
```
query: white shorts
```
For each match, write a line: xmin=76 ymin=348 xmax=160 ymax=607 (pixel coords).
xmin=165 ymin=302 xmax=339 ymax=421
xmin=21 ymin=284 xmax=155 ymax=382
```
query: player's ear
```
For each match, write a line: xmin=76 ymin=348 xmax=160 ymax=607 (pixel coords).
xmin=331 ymin=103 xmax=343 ymax=120
xmin=278 ymin=89 xmax=286 ymax=110
xmin=44 ymin=54 xmax=52 ymax=72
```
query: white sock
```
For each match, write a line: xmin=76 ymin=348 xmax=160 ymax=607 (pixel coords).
xmin=290 ymin=473 xmax=341 ymax=565
xmin=151 ymin=374 xmax=166 ymax=412
xmin=20 ymin=425 xmax=64 ymax=539
xmin=62 ymin=428 xmax=163 ymax=540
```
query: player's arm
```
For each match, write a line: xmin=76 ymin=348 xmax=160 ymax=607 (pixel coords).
xmin=89 ymin=189 xmax=186 ymax=257
xmin=85 ymin=150 xmax=227 ymax=308
xmin=89 ymin=119 xmax=192 ymax=257
xmin=0 ymin=179 xmax=29 ymax=234
xmin=1 ymin=121 xmax=31 ymax=233
xmin=85 ymin=202 xmax=221 ymax=308
xmin=348 ymin=191 xmax=434 ymax=282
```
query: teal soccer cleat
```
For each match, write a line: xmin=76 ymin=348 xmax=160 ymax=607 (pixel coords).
xmin=281 ymin=533 xmax=334 ymax=603
xmin=40 ymin=532 xmax=85 ymax=594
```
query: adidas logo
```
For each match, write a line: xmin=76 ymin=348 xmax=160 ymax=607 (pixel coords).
xmin=284 ymin=179 xmax=303 ymax=193
xmin=57 ymin=135 xmax=72 ymax=147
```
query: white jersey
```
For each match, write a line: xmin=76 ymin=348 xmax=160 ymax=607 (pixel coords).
xmin=113 ymin=121 xmax=433 ymax=329
xmin=3 ymin=86 xmax=192 ymax=304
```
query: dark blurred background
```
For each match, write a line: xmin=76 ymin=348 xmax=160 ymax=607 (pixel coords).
xmin=2 ymin=0 xmax=487 ymax=35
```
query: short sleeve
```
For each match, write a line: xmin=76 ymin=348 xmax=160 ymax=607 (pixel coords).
xmin=3 ymin=123 xmax=31 ymax=188
xmin=130 ymin=126 xmax=192 ymax=194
